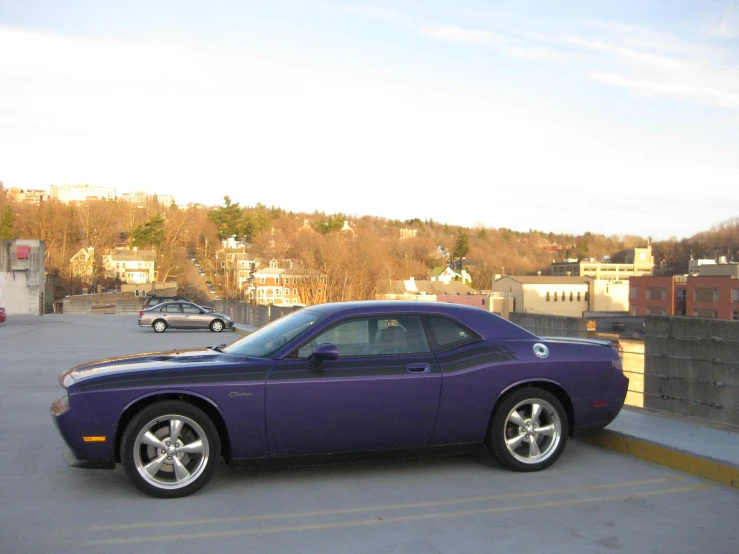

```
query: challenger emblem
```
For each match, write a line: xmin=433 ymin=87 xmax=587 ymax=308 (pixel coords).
xmin=229 ymin=392 xmax=254 ymax=397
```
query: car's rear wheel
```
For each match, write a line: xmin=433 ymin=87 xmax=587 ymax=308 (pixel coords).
xmin=152 ymin=320 xmax=167 ymax=333
xmin=487 ymin=387 xmax=568 ymax=472
xmin=210 ymin=320 xmax=224 ymax=332
xmin=121 ymin=400 xmax=220 ymax=498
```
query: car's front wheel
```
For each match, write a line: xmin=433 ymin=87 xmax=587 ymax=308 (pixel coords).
xmin=152 ymin=320 xmax=167 ymax=333
xmin=121 ymin=400 xmax=221 ymax=498
xmin=487 ymin=387 xmax=568 ymax=472
xmin=210 ymin=320 xmax=224 ymax=332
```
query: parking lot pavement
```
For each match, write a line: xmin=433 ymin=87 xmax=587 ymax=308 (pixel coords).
xmin=1 ymin=315 xmax=738 ymax=554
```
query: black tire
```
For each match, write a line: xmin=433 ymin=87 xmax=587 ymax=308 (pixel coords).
xmin=487 ymin=387 xmax=568 ymax=472
xmin=121 ymin=400 xmax=221 ymax=498
xmin=210 ymin=319 xmax=224 ymax=332
xmin=152 ymin=319 xmax=167 ymax=333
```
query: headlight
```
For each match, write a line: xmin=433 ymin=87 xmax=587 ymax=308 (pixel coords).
xmin=51 ymin=395 xmax=70 ymax=416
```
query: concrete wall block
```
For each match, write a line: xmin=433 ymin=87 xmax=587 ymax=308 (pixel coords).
xmin=644 ymin=315 xmax=739 ymax=425
xmin=509 ymin=313 xmax=586 ymax=338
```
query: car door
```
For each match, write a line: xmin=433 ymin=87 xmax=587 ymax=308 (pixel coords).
xmin=161 ymin=303 xmax=186 ymax=328
xmin=180 ymin=302 xmax=205 ymax=328
xmin=425 ymin=315 xmax=518 ymax=446
xmin=266 ymin=314 xmax=442 ymax=457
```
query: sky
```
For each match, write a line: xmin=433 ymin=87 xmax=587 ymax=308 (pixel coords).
xmin=1 ymin=1 xmax=738 ymax=240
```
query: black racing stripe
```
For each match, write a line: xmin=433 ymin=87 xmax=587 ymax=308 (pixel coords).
xmin=269 ymin=357 xmax=441 ymax=380
xmin=437 ymin=345 xmax=518 ymax=374
xmin=77 ymin=366 xmax=273 ymax=391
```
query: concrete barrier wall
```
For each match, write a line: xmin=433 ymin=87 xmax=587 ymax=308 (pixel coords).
xmin=645 ymin=316 xmax=739 ymax=426
xmin=215 ymin=302 xmax=302 ymax=327
xmin=509 ymin=313 xmax=587 ymax=338
xmin=62 ymin=293 xmax=143 ymax=314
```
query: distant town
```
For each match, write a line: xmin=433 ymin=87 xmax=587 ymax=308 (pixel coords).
xmin=1 ymin=182 xmax=737 ymax=323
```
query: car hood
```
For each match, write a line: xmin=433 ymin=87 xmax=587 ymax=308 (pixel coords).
xmin=59 ymin=348 xmax=266 ymax=386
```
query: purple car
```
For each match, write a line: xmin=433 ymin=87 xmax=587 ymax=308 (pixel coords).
xmin=51 ymin=301 xmax=627 ymax=498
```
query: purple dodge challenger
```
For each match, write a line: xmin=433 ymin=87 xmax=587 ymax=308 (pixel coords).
xmin=51 ymin=301 xmax=628 ymax=498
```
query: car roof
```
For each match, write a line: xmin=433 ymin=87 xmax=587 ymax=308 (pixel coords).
xmin=301 ymin=301 xmax=537 ymax=341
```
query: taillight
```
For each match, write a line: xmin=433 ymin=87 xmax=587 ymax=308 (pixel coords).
xmin=139 ymin=311 xmax=144 ymax=317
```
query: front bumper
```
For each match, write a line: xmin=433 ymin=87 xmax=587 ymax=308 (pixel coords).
xmin=63 ymin=448 xmax=115 ymax=470
xmin=51 ymin=396 xmax=117 ymax=467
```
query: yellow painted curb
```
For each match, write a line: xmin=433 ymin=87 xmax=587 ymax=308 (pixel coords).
xmin=582 ymin=431 xmax=738 ymax=489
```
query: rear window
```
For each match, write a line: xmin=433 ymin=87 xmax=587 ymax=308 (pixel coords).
xmin=424 ymin=316 xmax=480 ymax=351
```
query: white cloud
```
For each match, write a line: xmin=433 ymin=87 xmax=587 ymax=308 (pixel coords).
xmin=1 ymin=28 xmax=737 ymax=239
xmin=592 ymin=73 xmax=739 ymax=108
xmin=704 ymin=2 xmax=739 ymax=37
xmin=337 ymin=3 xmax=409 ymax=25
xmin=564 ymin=36 xmax=683 ymax=71
xmin=420 ymin=25 xmax=499 ymax=46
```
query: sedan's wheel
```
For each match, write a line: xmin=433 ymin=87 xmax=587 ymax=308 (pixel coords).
xmin=487 ymin=387 xmax=568 ymax=472
xmin=210 ymin=320 xmax=224 ymax=332
xmin=121 ymin=400 xmax=220 ymax=498
xmin=152 ymin=320 xmax=167 ymax=333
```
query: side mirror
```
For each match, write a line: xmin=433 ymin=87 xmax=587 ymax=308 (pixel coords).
xmin=308 ymin=343 xmax=338 ymax=368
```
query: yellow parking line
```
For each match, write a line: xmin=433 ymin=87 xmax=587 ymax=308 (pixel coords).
xmin=83 ymin=476 xmax=684 ymax=532
xmin=583 ymin=431 xmax=739 ymax=489
xmin=83 ymin=483 xmax=714 ymax=546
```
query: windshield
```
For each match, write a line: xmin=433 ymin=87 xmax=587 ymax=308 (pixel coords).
xmin=223 ymin=308 xmax=325 ymax=358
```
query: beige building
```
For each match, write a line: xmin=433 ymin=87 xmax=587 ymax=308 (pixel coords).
xmin=492 ymin=276 xmax=593 ymax=317
xmin=591 ymin=279 xmax=630 ymax=313
xmin=50 ymin=184 xmax=116 ymax=203
xmin=7 ymin=188 xmax=49 ymax=204
xmin=492 ymin=275 xmax=630 ymax=316
xmin=120 ymin=191 xmax=175 ymax=208
xmin=551 ymin=246 xmax=654 ymax=281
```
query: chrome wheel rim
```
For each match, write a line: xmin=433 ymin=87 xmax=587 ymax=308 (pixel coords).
xmin=503 ymin=398 xmax=561 ymax=464
xmin=133 ymin=414 xmax=210 ymax=490
xmin=211 ymin=321 xmax=223 ymax=332
xmin=153 ymin=321 xmax=166 ymax=332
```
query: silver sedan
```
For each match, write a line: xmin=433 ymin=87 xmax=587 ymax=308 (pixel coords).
xmin=138 ymin=301 xmax=234 ymax=333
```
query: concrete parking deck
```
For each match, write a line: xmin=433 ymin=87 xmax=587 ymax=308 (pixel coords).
xmin=1 ymin=314 xmax=737 ymax=554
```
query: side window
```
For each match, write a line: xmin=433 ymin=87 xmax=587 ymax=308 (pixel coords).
xmin=163 ymin=304 xmax=182 ymax=313
xmin=296 ymin=315 xmax=430 ymax=358
xmin=181 ymin=304 xmax=201 ymax=314
xmin=424 ymin=316 xmax=479 ymax=352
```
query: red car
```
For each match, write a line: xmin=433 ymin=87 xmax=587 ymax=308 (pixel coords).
xmin=0 ymin=307 xmax=6 ymax=323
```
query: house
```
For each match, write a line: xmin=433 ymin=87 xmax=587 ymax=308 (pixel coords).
xmin=378 ymin=278 xmax=477 ymax=300
xmin=70 ymin=247 xmax=96 ymax=280
xmin=247 ymin=259 xmax=327 ymax=306
xmin=0 ymin=239 xmax=45 ymax=315
xmin=428 ymin=266 xmax=472 ymax=286
xmin=102 ymin=248 xmax=156 ymax=284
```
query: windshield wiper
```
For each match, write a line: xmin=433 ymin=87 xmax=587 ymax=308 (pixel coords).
xmin=208 ymin=344 xmax=227 ymax=352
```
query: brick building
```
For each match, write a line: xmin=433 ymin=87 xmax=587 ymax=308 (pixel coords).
xmin=629 ymin=276 xmax=687 ymax=316
xmin=630 ymin=275 xmax=738 ymax=320
xmin=685 ymin=276 xmax=739 ymax=320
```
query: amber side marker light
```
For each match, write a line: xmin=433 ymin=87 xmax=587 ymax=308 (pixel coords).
xmin=83 ymin=436 xmax=106 ymax=442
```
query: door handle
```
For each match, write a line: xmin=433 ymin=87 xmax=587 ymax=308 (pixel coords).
xmin=407 ymin=363 xmax=431 ymax=373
